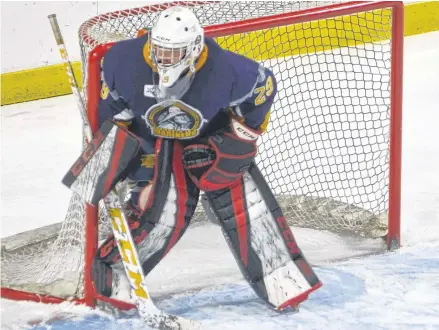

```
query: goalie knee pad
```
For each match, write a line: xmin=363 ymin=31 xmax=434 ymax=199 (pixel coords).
xmin=203 ymin=163 xmax=322 ymax=310
xmin=95 ymin=140 xmax=200 ymax=296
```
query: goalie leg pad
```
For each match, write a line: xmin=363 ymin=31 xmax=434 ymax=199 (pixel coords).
xmin=203 ymin=163 xmax=322 ymax=310
xmin=96 ymin=140 xmax=200 ymax=284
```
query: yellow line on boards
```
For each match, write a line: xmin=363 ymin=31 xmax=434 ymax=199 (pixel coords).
xmin=1 ymin=1 xmax=438 ymax=106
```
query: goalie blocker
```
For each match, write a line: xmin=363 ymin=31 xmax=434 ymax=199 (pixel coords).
xmin=62 ymin=119 xmax=141 ymax=206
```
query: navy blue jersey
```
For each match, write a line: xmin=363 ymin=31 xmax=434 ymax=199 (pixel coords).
xmin=98 ymin=34 xmax=277 ymax=142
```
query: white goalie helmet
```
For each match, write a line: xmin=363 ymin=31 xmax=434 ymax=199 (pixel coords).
xmin=149 ymin=6 xmax=204 ymax=89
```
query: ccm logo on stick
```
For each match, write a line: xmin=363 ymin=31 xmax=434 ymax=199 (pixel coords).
xmin=109 ymin=208 xmax=149 ymax=299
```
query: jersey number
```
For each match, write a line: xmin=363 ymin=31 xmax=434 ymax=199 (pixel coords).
xmin=254 ymin=75 xmax=274 ymax=106
xmin=100 ymin=82 xmax=109 ymax=100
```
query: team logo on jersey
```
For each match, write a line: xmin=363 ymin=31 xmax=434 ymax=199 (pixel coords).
xmin=142 ymin=100 xmax=207 ymax=139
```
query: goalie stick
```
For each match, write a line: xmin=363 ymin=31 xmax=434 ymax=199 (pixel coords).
xmin=48 ymin=14 xmax=200 ymax=330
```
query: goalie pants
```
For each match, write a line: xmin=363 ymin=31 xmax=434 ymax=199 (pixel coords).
xmin=97 ymin=139 xmax=321 ymax=309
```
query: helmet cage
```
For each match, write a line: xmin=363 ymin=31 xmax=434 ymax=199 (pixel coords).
xmin=148 ymin=33 xmax=197 ymax=88
xmin=150 ymin=43 xmax=188 ymax=68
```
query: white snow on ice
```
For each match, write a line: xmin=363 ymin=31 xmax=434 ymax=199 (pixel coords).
xmin=1 ymin=31 xmax=439 ymax=330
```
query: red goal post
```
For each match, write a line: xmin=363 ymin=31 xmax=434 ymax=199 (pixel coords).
xmin=1 ymin=0 xmax=403 ymax=311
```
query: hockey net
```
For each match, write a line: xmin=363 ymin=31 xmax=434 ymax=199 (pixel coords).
xmin=1 ymin=1 xmax=403 ymax=308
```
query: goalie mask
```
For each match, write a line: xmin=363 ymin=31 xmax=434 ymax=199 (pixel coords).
xmin=148 ymin=6 xmax=204 ymax=95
